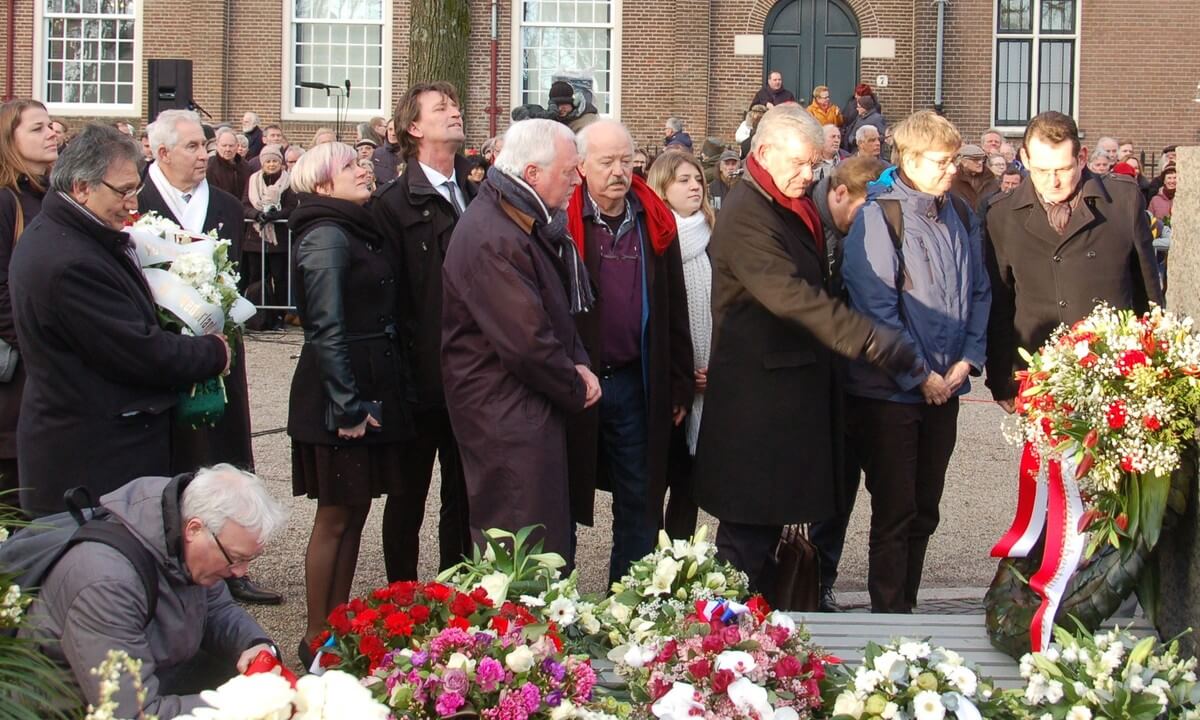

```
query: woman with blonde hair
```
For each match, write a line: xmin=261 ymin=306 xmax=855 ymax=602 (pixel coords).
xmin=646 ymin=150 xmax=713 ymax=539
xmin=0 ymin=99 xmax=58 ymax=506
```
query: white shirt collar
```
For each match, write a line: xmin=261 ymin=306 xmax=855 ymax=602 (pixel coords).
xmin=419 ymin=161 xmax=456 ymax=189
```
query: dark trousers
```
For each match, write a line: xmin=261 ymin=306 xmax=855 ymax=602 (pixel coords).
xmin=241 ymin=251 xmax=290 ymax=327
xmin=663 ymin=424 xmax=698 ymax=540
xmin=715 ymin=519 xmax=783 ymax=592
xmin=0 ymin=457 xmax=18 ymax=513
xmin=854 ymin=395 xmax=959 ymax=613
xmin=382 ymin=407 xmax=472 ymax=581
xmin=599 ymin=364 xmax=657 ymax=585
xmin=808 ymin=431 xmax=862 ymax=592
xmin=157 ymin=648 xmax=237 ymax=696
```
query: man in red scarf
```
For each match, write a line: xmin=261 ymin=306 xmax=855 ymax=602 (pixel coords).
xmin=565 ymin=119 xmax=694 ymax=585
xmin=691 ymin=104 xmax=919 ymax=592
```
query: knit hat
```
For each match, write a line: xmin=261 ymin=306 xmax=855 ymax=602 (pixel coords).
xmin=549 ymin=81 xmax=575 ymax=107
xmin=259 ymin=144 xmax=284 ymax=162
xmin=958 ymin=144 xmax=987 ymax=159
xmin=700 ymin=137 xmax=723 ymax=160
xmin=1111 ymin=162 xmax=1138 ymax=178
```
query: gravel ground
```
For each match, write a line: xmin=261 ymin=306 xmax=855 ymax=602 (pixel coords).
xmin=238 ymin=328 xmax=1020 ymax=665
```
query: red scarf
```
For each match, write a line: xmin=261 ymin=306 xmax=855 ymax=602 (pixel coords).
xmin=745 ymin=153 xmax=824 ymax=254
xmin=567 ymin=173 xmax=677 ymax=256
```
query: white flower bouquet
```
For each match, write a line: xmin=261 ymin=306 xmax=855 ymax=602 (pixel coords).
xmin=124 ymin=211 xmax=256 ymax=427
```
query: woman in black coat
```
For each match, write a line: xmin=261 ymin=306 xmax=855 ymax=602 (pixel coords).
xmin=0 ymin=99 xmax=59 ymax=507
xmin=286 ymin=142 xmax=412 ymax=664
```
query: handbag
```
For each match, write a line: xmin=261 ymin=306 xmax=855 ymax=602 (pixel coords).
xmin=764 ymin=524 xmax=822 ymax=612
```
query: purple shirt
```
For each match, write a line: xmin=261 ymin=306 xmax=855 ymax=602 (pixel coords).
xmin=586 ymin=196 xmax=643 ymax=368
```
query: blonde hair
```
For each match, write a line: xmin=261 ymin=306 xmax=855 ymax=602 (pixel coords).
xmin=891 ymin=110 xmax=962 ymax=163
xmin=289 ymin=141 xmax=356 ymax=194
xmin=310 ymin=127 xmax=336 ymax=147
xmin=646 ymin=149 xmax=715 ymax=229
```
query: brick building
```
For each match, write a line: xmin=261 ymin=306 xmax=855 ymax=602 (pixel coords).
xmin=2 ymin=0 xmax=1197 ymax=167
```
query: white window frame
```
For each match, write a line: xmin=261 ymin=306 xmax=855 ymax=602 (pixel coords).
xmin=32 ymin=0 xmax=143 ymax=118
xmin=990 ymin=0 xmax=1082 ymax=133
xmin=509 ymin=0 xmax=623 ymax=119
xmin=279 ymin=0 xmax=393 ymax=123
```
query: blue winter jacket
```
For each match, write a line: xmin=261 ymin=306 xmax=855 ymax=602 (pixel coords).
xmin=842 ymin=176 xmax=991 ymax=403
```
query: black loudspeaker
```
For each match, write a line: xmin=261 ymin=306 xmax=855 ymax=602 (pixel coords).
xmin=147 ymin=59 xmax=193 ymax=122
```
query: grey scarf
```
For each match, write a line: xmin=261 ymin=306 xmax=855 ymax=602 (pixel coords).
xmin=486 ymin=166 xmax=594 ymax=315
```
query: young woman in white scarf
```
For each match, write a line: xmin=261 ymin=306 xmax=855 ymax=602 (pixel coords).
xmin=242 ymin=143 xmax=297 ymax=329
xmin=647 ymin=149 xmax=715 ymax=539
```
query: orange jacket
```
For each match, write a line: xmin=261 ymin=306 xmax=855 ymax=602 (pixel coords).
xmin=807 ymin=101 xmax=843 ymax=128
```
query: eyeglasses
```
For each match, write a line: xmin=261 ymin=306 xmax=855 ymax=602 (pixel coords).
xmin=919 ymin=153 xmax=957 ymax=171
xmin=101 ymin=180 xmax=143 ymax=200
xmin=209 ymin=527 xmax=254 ymax=568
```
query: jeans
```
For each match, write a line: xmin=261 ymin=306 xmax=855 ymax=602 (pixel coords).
xmin=599 ymin=364 xmax=656 ymax=585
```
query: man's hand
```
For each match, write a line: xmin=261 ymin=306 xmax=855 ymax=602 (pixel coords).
xmin=576 ymin=365 xmax=602 ymax=408
xmin=215 ymin=334 xmax=232 ymax=376
xmin=944 ymin=360 xmax=972 ymax=394
xmin=921 ymin=372 xmax=952 ymax=406
xmin=236 ymin=643 xmax=276 ymax=673
xmin=337 ymin=413 xmax=380 ymax=439
xmin=672 ymin=405 xmax=687 ymax=427
xmin=997 ymin=398 xmax=1016 ymax=414
xmin=694 ymin=367 xmax=707 ymax=393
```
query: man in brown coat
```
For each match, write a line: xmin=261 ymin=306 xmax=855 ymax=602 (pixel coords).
xmin=692 ymin=105 xmax=919 ymax=590
xmin=442 ymin=119 xmax=601 ymax=560
xmin=565 ymin=120 xmax=694 ymax=585
xmin=984 ymin=112 xmax=1162 ymax=409
xmin=205 ymin=127 xmax=252 ymax=202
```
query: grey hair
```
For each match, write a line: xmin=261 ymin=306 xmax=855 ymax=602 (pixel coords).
xmin=1096 ymin=135 xmax=1118 ymax=148
xmin=235 ymin=133 xmax=249 ymax=148
xmin=243 ymin=111 xmax=260 ymax=124
xmin=49 ymin=123 xmax=141 ymax=193
xmin=855 ymin=124 xmax=880 ymax=143
xmin=575 ymin=118 xmax=634 ymax=163
xmin=285 ymin=145 xmax=304 ymax=161
xmin=181 ymin=463 xmax=287 ymax=542
xmin=147 ymin=109 xmax=202 ymax=155
xmin=493 ymin=119 xmax=576 ymax=176
xmin=214 ymin=126 xmax=238 ymax=143
xmin=981 ymin=128 xmax=1004 ymax=142
xmin=750 ymin=104 xmax=824 ymax=155
xmin=666 ymin=116 xmax=684 ymax=133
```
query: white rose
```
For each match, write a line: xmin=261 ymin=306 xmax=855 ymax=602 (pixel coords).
xmin=832 ymin=691 xmax=865 ymax=718
xmin=580 ymin=610 xmax=601 ymax=635
xmin=196 ymin=673 xmax=294 ymax=720
xmin=294 ymin=670 xmax=390 ymax=720
xmin=608 ymin=602 xmax=632 ymax=624
xmin=478 ymin=572 xmax=511 ymax=605
xmin=446 ymin=652 xmax=476 ymax=672
xmin=505 ymin=645 xmax=535 ymax=673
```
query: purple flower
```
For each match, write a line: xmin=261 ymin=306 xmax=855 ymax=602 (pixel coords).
xmin=541 ymin=658 xmax=566 ymax=682
xmin=436 ymin=691 xmax=466 ymax=717
xmin=520 ymin=682 xmax=541 ymax=712
xmin=411 ymin=650 xmax=430 ymax=667
xmin=546 ymin=689 xmax=564 ymax=707
xmin=442 ymin=668 xmax=470 ymax=695
xmin=475 ymin=632 xmax=495 ymax=647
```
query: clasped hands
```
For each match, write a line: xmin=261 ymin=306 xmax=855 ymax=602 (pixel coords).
xmin=920 ymin=360 xmax=972 ymax=406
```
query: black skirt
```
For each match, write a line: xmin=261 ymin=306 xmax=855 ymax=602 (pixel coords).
xmin=291 ymin=439 xmax=403 ymax=506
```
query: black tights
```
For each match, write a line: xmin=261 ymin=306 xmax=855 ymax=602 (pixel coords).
xmin=304 ymin=503 xmax=370 ymax=641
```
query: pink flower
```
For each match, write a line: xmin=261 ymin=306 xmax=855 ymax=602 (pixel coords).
xmin=476 ymin=656 xmax=505 ymax=692
xmin=436 ymin=691 xmax=465 ymax=717
xmin=571 ymin=660 xmax=596 ymax=702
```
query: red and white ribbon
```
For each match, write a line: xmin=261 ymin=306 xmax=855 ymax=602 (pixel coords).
xmin=991 ymin=441 xmax=1088 ymax=651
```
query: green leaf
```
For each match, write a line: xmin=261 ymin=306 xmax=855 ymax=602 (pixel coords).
xmin=1139 ymin=470 xmax=1171 ymax=550
xmin=1135 ymin=554 xmax=1161 ymax=625
xmin=1127 ymin=635 xmax=1157 ymax=668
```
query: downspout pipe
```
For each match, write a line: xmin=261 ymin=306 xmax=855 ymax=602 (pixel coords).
xmin=488 ymin=0 xmax=499 ymax=137
xmin=933 ymin=0 xmax=948 ymax=114
xmin=5 ymin=0 xmax=15 ymax=101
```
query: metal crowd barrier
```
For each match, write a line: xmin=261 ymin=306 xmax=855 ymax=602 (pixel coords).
xmin=242 ymin=217 xmax=296 ymax=312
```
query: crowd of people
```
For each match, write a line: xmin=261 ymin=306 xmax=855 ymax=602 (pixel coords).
xmin=0 ymin=68 xmax=1180 ymax=714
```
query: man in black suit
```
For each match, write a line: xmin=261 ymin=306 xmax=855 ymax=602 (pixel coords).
xmin=139 ymin=109 xmax=281 ymax=605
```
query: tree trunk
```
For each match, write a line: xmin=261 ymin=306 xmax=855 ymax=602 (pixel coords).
xmin=408 ymin=0 xmax=471 ymax=108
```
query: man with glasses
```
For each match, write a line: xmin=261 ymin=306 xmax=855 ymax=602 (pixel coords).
xmin=136 ymin=110 xmax=278 ymax=605
xmin=18 ymin=466 xmax=286 ymax=717
xmin=10 ymin=123 xmax=231 ymax=518
xmin=806 ymin=85 xmax=843 ymax=128
xmin=984 ymin=111 xmax=1161 ymax=412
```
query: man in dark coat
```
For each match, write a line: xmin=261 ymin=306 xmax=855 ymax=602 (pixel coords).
xmin=372 ymin=119 xmax=403 ymax=186
xmin=984 ymin=111 xmax=1163 ymax=409
xmin=206 ymin=128 xmax=252 ymax=203
xmin=241 ymin=111 xmax=264 ymax=159
xmin=140 ymin=109 xmax=279 ymax=605
xmin=565 ymin=119 xmax=694 ymax=584
xmin=10 ymin=123 xmax=230 ymax=518
xmin=750 ymin=71 xmax=797 ymax=108
xmin=442 ymin=119 xmax=601 ymax=561
xmin=692 ymin=105 xmax=919 ymax=590
xmin=370 ymin=81 xmax=474 ymax=581
xmin=950 ymin=143 xmax=1000 ymax=213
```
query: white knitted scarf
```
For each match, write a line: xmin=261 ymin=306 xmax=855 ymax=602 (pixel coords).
xmin=675 ymin=210 xmax=712 ymax=454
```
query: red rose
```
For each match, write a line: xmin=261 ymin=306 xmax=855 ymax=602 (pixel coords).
xmin=711 ymin=668 xmax=736 ymax=693
xmin=767 ymin=624 xmax=791 ymax=646
xmin=384 ymin=611 xmax=414 ymax=637
xmin=655 ymin=640 xmax=678 ymax=663
xmin=491 ymin=615 xmax=510 ymax=635
xmin=720 ymin=625 xmax=741 ymax=646
xmin=423 ymin=582 xmax=453 ymax=603
xmin=448 ymin=616 xmax=470 ymax=631
xmin=410 ymin=604 xmax=431 ymax=624
xmin=774 ymin=655 xmax=803 ymax=678
xmin=390 ymin=581 xmax=418 ymax=606
xmin=1144 ymin=415 xmax=1163 ymax=431
xmin=1106 ymin=401 xmax=1127 ymax=430
xmin=469 ymin=586 xmax=494 ymax=607
xmin=701 ymin=632 xmax=725 ymax=653
xmin=450 ymin=592 xmax=477 ymax=618
xmin=687 ymin=658 xmax=712 ymax=679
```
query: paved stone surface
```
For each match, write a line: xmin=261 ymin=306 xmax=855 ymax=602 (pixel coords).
xmin=235 ymin=328 xmax=1020 ymax=667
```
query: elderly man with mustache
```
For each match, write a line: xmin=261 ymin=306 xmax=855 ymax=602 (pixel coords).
xmin=565 ymin=120 xmax=694 ymax=584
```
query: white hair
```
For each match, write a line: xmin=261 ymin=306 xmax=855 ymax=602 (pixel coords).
xmin=856 ymin=124 xmax=880 ymax=143
xmin=289 ymin=141 xmax=356 ymax=194
xmin=180 ymin=464 xmax=287 ymax=542
xmin=214 ymin=126 xmax=238 ymax=143
xmin=575 ymin=119 xmax=634 ymax=163
xmin=493 ymin=119 xmax=576 ymax=176
xmin=823 ymin=124 xmax=841 ymax=139
xmin=147 ymin=109 xmax=202 ymax=155
xmin=666 ymin=116 xmax=684 ymax=133
xmin=243 ymin=111 xmax=260 ymax=124
xmin=235 ymin=133 xmax=249 ymax=148
xmin=751 ymin=104 xmax=824 ymax=155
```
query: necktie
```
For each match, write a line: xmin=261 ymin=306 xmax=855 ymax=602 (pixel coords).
xmin=182 ymin=192 xmax=192 ymax=204
xmin=443 ymin=181 xmax=464 ymax=217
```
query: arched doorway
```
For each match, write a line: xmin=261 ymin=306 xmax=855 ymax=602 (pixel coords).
xmin=763 ymin=0 xmax=860 ymax=107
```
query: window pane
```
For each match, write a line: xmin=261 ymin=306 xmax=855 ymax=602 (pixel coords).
xmin=43 ymin=2 xmax=134 ymax=106
xmin=1040 ymin=0 xmax=1075 ymax=33
xmin=525 ymin=0 xmax=611 ymax=23
xmin=1038 ymin=40 xmax=1074 ymax=115
xmin=997 ymin=0 xmax=1031 ymax=33
xmin=293 ymin=19 xmax=384 ymax=110
xmin=294 ymin=0 xmax=382 ymax=21
xmin=995 ymin=39 xmax=1030 ymax=125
